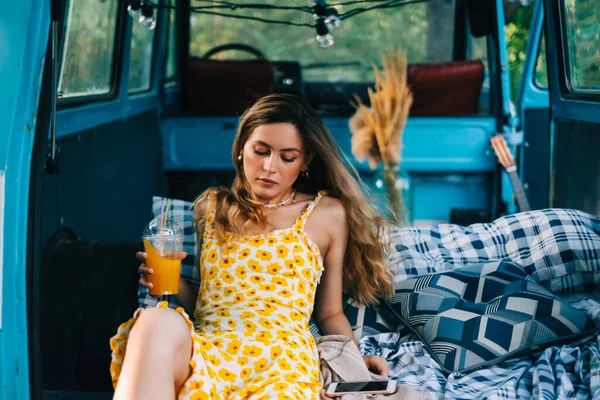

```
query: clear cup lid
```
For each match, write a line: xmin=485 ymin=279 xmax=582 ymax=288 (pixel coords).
xmin=142 ymin=217 xmax=184 ymax=239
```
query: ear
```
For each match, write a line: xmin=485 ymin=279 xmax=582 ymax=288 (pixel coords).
xmin=303 ymin=153 xmax=315 ymax=170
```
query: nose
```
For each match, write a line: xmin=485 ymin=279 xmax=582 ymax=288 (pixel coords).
xmin=263 ymin=155 xmax=276 ymax=173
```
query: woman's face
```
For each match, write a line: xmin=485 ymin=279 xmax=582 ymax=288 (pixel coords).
xmin=241 ymin=123 xmax=308 ymax=202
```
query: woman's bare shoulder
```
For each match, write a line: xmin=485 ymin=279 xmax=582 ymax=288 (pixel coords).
xmin=313 ymin=195 xmax=347 ymax=227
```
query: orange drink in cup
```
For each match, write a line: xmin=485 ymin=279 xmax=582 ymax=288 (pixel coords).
xmin=142 ymin=217 xmax=184 ymax=297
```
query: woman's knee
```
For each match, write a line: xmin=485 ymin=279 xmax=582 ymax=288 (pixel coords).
xmin=129 ymin=307 xmax=190 ymax=352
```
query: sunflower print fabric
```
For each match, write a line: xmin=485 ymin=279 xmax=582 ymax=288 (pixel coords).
xmin=110 ymin=191 xmax=328 ymax=399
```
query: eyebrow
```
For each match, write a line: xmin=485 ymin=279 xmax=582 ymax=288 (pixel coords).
xmin=254 ymin=140 xmax=301 ymax=153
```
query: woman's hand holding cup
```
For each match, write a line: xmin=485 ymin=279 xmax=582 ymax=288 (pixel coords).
xmin=136 ymin=250 xmax=188 ymax=293
xmin=136 ymin=251 xmax=153 ymax=290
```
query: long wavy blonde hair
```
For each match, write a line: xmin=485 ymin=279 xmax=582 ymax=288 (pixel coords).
xmin=194 ymin=94 xmax=393 ymax=304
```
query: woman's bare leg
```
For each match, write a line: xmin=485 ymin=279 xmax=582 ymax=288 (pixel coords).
xmin=113 ymin=307 xmax=193 ymax=400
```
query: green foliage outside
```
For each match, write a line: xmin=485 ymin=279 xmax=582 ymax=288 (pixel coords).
xmin=58 ymin=0 xmax=118 ymax=97
xmin=189 ymin=0 xmax=457 ymax=82
xmin=129 ymin=21 xmax=156 ymax=93
xmin=564 ymin=0 xmax=600 ymax=90
xmin=505 ymin=3 xmax=537 ymax=101
xmin=505 ymin=0 xmax=600 ymax=100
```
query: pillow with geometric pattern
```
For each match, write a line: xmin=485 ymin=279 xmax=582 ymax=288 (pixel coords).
xmin=384 ymin=261 xmax=599 ymax=373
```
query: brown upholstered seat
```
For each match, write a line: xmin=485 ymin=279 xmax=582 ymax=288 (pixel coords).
xmin=184 ymin=57 xmax=485 ymax=116
xmin=407 ymin=60 xmax=485 ymax=116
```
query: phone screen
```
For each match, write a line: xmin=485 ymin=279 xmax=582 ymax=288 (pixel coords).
xmin=334 ymin=381 xmax=389 ymax=393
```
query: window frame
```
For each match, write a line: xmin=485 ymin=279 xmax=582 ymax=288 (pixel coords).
xmin=57 ymin=0 xmax=126 ymax=108
xmin=164 ymin=7 xmax=178 ymax=87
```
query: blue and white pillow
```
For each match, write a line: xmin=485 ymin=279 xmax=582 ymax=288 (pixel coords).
xmin=384 ymin=260 xmax=599 ymax=373
xmin=387 ymin=208 xmax=600 ymax=294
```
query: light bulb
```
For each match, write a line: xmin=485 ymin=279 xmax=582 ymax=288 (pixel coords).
xmin=314 ymin=18 xmax=334 ymax=48
xmin=141 ymin=14 xmax=157 ymax=30
xmin=127 ymin=1 xmax=142 ymax=19
xmin=139 ymin=2 xmax=154 ymax=24
xmin=324 ymin=9 xmax=340 ymax=30
xmin=316 ymin=33 xmax=334 ymax=48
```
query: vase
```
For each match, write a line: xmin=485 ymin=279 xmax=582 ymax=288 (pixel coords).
xmin=368 ymin=167 xmax=412 ymax=226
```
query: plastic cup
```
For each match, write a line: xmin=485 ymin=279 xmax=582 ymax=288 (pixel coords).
xmin=142 ymin=217 xmax=184 ymax=297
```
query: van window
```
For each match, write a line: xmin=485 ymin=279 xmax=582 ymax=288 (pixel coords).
xmin=128 ymin=21 xmax=156 ymax=93
xmin=188 ymin=0 xmax=457 ymax=82
xmin=563 ymin=0 xmax=600 ymax=91
xmin=535 ymin=33 xmax=548 ymax=89
xmin=166 ymin=9 xmax=177 ymax=83
xmin=58 ymin=0 xmax=119 ymax=99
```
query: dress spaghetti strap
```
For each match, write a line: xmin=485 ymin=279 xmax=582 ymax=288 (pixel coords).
xmin=294 ymin=190 xmax=327 ymax=231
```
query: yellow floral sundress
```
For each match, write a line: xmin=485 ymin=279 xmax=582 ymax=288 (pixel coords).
xmin=110 ymin=191 xmax=328 ymax=399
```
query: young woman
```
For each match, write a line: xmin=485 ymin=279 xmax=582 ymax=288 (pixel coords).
xmin=110 ymin=94 xmax=395 ymax=399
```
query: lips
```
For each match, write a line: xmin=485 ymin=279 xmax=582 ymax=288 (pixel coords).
xmin=258 ymin=178 xmax=277 ymax=185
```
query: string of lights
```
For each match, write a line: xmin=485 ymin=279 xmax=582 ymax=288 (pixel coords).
xmin=120 ymin=0 xmax=429 ymax=48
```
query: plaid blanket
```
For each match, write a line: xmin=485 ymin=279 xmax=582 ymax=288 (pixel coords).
xmin=367 ymin=208 xmax=600 ymax=399
xmin=361 ymin=292 xmax=600 ymax=400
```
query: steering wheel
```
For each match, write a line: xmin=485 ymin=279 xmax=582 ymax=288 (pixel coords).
xmin=202 ymin=43 xmax=267 ymax=60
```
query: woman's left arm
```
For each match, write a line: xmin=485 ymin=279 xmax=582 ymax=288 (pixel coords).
xmin=312 ymin=200 xmax=389 ymax=377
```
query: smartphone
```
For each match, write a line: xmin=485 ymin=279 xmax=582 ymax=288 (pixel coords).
xmin=324 ymin=380 xmax=398 ymax=397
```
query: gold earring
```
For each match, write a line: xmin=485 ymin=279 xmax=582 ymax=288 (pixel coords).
xmin=238 ymin=154 xmax=243 ymax=161
xmin=301 ymin=170 xmax=309 ymax=179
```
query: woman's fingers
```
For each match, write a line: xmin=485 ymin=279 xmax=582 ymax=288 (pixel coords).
xmin=363 ymin=355 xmax=389 ymax=377
xmin=138 ymin=277 xmax=153 ymax=288
xmin=137 ymin=263 xmax=153 ymax=289
xmin=136 ymin=251 xmax=185 ymax=289
xmin=137 ymin=265 xmax=153 ymax=275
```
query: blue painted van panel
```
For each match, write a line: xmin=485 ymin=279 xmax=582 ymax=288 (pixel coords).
xmin=0 ymin=2 xmax=49 ymax=399
xmin=161 ymin=116 xmax=497 ymax=173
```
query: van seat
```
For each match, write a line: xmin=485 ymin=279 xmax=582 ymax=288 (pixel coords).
xmin=183 ymin=58 xmax=484 ymax=116
xmin=407 ymin=60 xmax=485 ymax=115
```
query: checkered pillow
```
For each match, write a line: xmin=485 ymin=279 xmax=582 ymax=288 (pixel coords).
xmin=388 ymin=208 xmax=600 ymax=294
xmin=384 ymin=260 xmax=599 ymax=373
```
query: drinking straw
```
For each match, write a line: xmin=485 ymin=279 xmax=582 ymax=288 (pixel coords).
xmin=159 ymin=199 xmax=172 ymax=253
xmin=159 ymin=198 xmax=165 ymax=252
xmin=163 ymin=199 xmax=171 ymax=229
xmin=160 ymin=198 xmax=165 ymax=229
